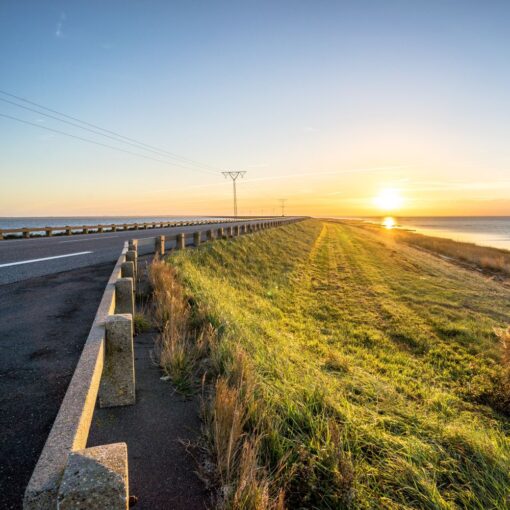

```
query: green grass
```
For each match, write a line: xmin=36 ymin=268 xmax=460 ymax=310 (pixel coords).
xmin=168 ymin=219 xmax=510 ymax=509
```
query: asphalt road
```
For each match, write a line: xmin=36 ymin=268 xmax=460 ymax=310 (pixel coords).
xmin=0 ymin=219 xmax=267 ymax=284
xmin=0 ymin=262 xmax=115 ymax=509
xmin=0 ymin=218 xmax=285 ymax=508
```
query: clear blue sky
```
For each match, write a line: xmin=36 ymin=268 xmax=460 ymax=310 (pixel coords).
xmin=1 ymin=1 xmax=509 ymax=216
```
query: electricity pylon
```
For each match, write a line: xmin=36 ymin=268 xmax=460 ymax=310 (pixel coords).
xmin=222 ymin=171 xmax=246 ymax=217
xmin=278 ymin=198 xmax=287 ymax=217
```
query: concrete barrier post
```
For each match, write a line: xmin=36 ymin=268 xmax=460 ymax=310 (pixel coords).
xmin=57 ymin=442 xmax=129 ymax=510
xmin=206 ymin=230 xmax=214 ymax=241
xmin=45 ymin=227 xmax=53 ymax=237
xmin=177 ymin=233 xmax=185 ymax=250
xmin=98 ymin=225 xmax=104 ymax=233
xmin=126 ymin=250 xmax=137 ymax=280
xmin=22 ymin=228 xmax=29 ymax=239
xmin=111 ymin=225 xmax=117 ymax=232
xmin=128 ymin=239 xmax=138 ymax=252
xmin=65 ymin=227 xmax=72 ymax=236
xmin=193 ymin=231 xmax=201 ymax=246
xmin=121 ymin=261 xmax=135 ymax=279
xmin=155 ymin=235 xmax=165 ymax=256
xmin=217 ymin=227 xmax=224 ymax=239
xmin=99 ymin=314 xmax=135 ymax=407
xmin=83 ymin=227 xmax=89 ymax=234
xmin=115 ymin=278 xmax=134 ymax=316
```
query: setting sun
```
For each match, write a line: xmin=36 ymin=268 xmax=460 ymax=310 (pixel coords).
xmin=374 ymin=189 xmax=404 ymax=211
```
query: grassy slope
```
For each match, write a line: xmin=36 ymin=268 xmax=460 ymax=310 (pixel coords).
xmin=170 ymin=219 xmax=510 ymax=509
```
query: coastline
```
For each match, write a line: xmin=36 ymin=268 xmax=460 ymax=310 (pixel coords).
xmin=335 ymin=218 xmax=510 ymax=280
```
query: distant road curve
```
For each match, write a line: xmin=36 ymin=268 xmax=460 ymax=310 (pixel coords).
xmin=0 ymin=219 xmax=277 ymax=285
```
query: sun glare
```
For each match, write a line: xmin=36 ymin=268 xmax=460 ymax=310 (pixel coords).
xmin=374 ymin=188 xmax=404 ymax=211
xmin=382 ymin=216 xmax=396 ymax=229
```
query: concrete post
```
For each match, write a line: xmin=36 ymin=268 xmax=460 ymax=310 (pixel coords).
xmin=155 ymin=235 xmax=165 ymax=256
xmin=126 ymin=250 xmax=137 ymax=280
xmin=206 ymin=230 xmax=214 ymax=241
xmin=128 ymin=239 xmax=138 ymax=252
xmin=99 ymin=314 xmax=135 ymax=407
xmin=121 ymin=261 xmax=135 ymax=279
xmin=115 ymin=278 xmax=134 ymax=316
xmin=177 ymin=233 xmax=186 ymax=250
xmin=217 ymin=227 xmax=224 ymax=239
xmin=57 ymin=443 xmax=129 ymax=510
xmin=111 ymin=225 xmax=117 ymax=232
xmin=234 ymin=225 xmax=240 ymax=236
xmin=98 ymin=225 xmax=104 ymax=233
xmin=44 ymin=227 xmax=52 ymax=237
xmin=193 ymin=231 xmax=201 ymax=246
xmin=65 ymin=227 xmax=72 ymax=236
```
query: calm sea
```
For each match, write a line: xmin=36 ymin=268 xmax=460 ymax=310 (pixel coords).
xmin=368 ymin=216 xmax=510 ymax=251
xmin=0 ymin=216 xmax=225 ymax=231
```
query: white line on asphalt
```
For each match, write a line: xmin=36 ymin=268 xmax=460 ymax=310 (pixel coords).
xmin=0 ymin=251 xmax=93 ymax=268
xmin=59 ymin=235 xmax=119 ymax=243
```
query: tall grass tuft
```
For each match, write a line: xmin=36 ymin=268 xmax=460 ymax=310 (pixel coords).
xmin=150 ymin=258 xmax=282 ymax=508
xmin=149 ymin=258 xmax=209 ymax=393
xmin=494 ymin=327 xmax=510 ymax=413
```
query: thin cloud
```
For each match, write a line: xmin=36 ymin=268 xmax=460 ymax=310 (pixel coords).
xmin=243 ymin=165 xmax=410 ymax=185
xmin=55 ymin=12 xmax=66 ymax=38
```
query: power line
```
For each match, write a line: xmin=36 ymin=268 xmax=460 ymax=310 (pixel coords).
xmin=0 ymin=111 xmax=215 ymax=173
xmin=0 ymin=96 xmax=217 ymax=175
xmin=0 ymin=89 xmax=220 ymax=173
xmin=222 ymin=171 xmax=246 ymax=217
xmin=278 ymin=198 xmax=287 ymax=216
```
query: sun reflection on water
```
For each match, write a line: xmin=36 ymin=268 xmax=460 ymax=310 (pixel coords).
xmin=382 ymin=216 xmax=396 ymax=229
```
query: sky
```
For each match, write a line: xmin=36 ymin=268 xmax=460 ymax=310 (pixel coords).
xmin=1 ymin=0 xmax=509 ymax=217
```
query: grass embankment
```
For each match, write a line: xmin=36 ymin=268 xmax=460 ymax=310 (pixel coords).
xmin=158 ymin=219 xmax=510 ymax=509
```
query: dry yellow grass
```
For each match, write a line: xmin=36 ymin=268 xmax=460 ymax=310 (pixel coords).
xmin=150 ymin=258 xmax=282 ymax=508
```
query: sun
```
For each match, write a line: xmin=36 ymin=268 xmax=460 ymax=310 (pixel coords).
xmin=373 ymin=188 xmax=404 ymax=212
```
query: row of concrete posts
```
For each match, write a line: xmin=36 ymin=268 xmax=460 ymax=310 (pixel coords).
xmin=24 ymin=218 xmax=300 ymax=509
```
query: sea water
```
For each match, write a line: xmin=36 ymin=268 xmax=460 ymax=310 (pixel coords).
xmin=376 ymin=216 xmax=510 ymax=251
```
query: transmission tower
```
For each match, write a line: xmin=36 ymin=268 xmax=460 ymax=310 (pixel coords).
xmin=278 ymin=198 xmax=288 ymax=217
xmin=222 ymin=171 xmax=246 ymax=217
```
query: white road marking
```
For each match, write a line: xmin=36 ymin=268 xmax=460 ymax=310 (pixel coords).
xmin=59 ymin=235 xmax=119 ymax=243
xmin=0 ymin=251 xmax=93 ymax=268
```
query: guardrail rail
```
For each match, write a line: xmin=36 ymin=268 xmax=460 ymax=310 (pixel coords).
xmin=23 ymin=217 xmax=305 ymax=509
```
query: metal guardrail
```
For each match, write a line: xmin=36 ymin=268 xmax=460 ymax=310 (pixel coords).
xmin=23 ymin=217 xmax=304 ymax=509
